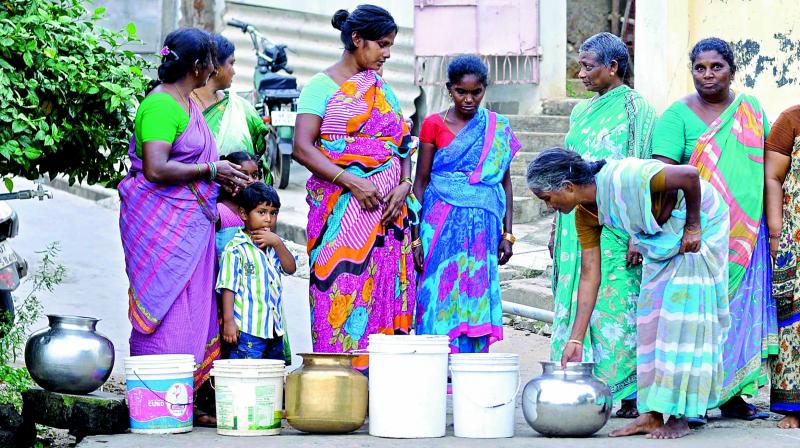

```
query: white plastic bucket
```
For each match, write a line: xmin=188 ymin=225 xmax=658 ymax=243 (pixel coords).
xmin=210 ymin=359 xmax=286 ymax=436
xmin=450 ymin=353 xmax=520 ymax=438
xmin=124 ymin=354 xmax=196 ymax=434
xmin=368 ymin=334 xmax=451 ymax=438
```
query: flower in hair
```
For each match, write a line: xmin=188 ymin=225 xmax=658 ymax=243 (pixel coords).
xmin=159 ymin=45 xmax=171 ymax=56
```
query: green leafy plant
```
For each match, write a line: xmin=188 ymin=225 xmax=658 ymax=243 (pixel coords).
xmin=0 ymin=242 xmax=65 ymax=410
xmin=0 ymin=0 xmax=150 ymax=188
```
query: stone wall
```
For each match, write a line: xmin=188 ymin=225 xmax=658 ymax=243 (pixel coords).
xmin=567 ymin=0 xmax=611 ymax=77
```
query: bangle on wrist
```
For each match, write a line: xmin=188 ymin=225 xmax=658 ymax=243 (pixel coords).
xmin=684 ymin=226 xmax=701 ymax=235
xmin=502 ymin=232 xmax=516 ymax=245
xmin=567 ymin=339 xmax=583 ymax=346
xmin=207 ymin=162 xmax=217 ymax=181
xmin=332 ymin=168 xmax=346 ymax=184
xmin=410 ymin=238 xmax=422 ymax=248
xmin=401 ymin=176 xmax=413 ymax=187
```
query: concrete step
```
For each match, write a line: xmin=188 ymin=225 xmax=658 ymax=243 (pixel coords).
xmin=507 ymin=114 xmax=570 ymax=133
xmin=511 ymin=150 xmax=550 ymax=176
xmin=541 ymin=98 xmax=582 ymax=117
xmin=501 ymin=277 xmax=554 ymax=312
xmin=511 ymin=175 xmax=528 ymax=192
xmin=516 ymin=131 xmax=566 ymax=153
xmin=513 ymin=197 xmax=550 ymax=223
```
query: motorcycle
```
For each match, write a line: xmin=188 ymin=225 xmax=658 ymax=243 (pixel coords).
xmin=0 ymin=182 xmax=52 ymax=337
xmin=228 ymin=18 xmax=300 ymax=189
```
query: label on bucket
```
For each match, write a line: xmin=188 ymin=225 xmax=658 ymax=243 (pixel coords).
xmin=216 ymin=382 xmax=280 ymax=431
xmin=127 ymin=376 xmax=193 ymax=430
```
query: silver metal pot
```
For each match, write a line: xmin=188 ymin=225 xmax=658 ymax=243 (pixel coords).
xmin=522 ymin=361 xmax=612 ymax=437
xmin=25 ymin=315 xmax=114 ymax=394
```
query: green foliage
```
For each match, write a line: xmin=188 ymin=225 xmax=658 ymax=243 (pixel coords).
xmin=0 ymin=0 xmax=151 ymax=186
xmin=0 ymin=242 xmax=65 ymax=410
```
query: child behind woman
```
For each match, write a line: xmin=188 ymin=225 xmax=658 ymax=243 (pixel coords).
xmin=215 ymin=151 xmax=260 ymax=258
xmin=216 ymin=182 xmax=296 ymax=360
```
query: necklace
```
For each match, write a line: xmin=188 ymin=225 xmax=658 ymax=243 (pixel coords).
xmin=191 ymin=91 xmax=208 ymax=111
xmin=443 ymin=106 xmax=451 ymax=124
xmin=169 ymin=84 xmax=190 ymax=109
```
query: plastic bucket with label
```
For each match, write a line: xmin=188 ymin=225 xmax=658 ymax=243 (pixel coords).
xmin=211 ymin=359 xmax=286 ymax=436
xmin=124 ymin=354 xmax=195 ymax=434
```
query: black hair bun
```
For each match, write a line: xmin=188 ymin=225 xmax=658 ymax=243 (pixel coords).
xmin=332 ymin=9 xmax=349 ymax=30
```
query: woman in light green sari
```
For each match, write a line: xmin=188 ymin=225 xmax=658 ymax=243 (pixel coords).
xmin=192 ymin=34 xmax=268 ymax=158
xmin=549 ymin=32 xmax=656 ymax=417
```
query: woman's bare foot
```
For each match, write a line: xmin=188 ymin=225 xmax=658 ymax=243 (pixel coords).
xmin=778 ymin=414 xmax=800 ymax=429
xmin=616 ymin=399 xmax=640 ymax=418
xmin=609 ymin=412 xmax=663 ymax=437
xmin=646 ymin=416 xmax=691 ymax=439
xmin=194 ymin=410 xmax=217 ymax=428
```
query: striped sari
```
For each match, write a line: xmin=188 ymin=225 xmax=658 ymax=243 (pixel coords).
xmin=595 ymin=158 xmax=730 ymax=418
xmin=306 ymin=70 xmax=419 ymax=362
xmin=119 ymin=99 xmax=220 ymax=387
xmin=688 ymin=95 xmax=778 ymax=401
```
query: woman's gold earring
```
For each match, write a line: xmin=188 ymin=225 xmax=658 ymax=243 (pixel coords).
xmin=195 ymin=70 xmax=199 ymax=77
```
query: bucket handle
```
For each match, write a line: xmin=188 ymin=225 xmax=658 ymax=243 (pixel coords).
xmin=450 ymin=370 xmax=521 ymax=409
xmin=131 ymin=370 xmax=194 ymax=407
xmin=349 ymin=348 xmax=419 ymax=355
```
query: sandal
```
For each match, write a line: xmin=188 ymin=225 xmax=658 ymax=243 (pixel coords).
xmin=687 ymin=414 xmax=707 ymax=428
xmin=720 ymin=402 xmax=770 ymax=421
xmin=615 ymin=399 xmax=639 ymax=418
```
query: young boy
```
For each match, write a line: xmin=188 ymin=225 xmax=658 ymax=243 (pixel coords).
xmin=216 ymin=182 xmax=296 ymax=360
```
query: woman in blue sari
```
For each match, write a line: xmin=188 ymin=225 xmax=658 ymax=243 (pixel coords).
xmin=412 ymin=56 xmax=520 ymax=353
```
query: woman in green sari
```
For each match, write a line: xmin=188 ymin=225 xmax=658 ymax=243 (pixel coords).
xmin=651 ymin=38 xmax=777 ymax=423
xmin=549 ymin=32 xmax=656 ymax=417
xmin=192 ymin=34 xmax=268 ymax=159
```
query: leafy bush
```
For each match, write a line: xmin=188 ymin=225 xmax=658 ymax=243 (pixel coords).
xmin=0 ymin=0 xmax=150 ymax=187
xmin=0 ymin=243 xmax=65 ymax=410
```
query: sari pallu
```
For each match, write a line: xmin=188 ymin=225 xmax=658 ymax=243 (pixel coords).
xmin=415 ymin=108 xmax=520 ymax=353
xmin=306 ymin=71 xmax=419 ymax=358
xmin=771 ymin=133 xmax=800 ymax=413
xmin=688 ymin=94 xmax=778 ymax=401
xmin=596 ymin=158 xmax=730 ymax=418
xmin=119 ymin=99 xmax=220 ymax=385
xmin=551 ymin=84 xmax=656 ymax=400
xmin=202 ymin=93 xmax=266 ymax=156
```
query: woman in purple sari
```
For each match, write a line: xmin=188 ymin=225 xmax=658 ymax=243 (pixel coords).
xmin=413 ymin=56 xmax=520 ymax=353
xmin=118 ymin=28 xmax=250 ymax=425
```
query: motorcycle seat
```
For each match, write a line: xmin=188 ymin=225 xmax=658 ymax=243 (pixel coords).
xmin=259 ymin=73 xmax=297 ymax=91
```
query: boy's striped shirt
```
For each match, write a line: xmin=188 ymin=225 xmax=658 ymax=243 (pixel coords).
xmin=216 ymin=228 xmax=283 ymax=339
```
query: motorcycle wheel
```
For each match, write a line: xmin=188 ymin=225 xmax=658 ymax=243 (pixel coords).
xmin=273 ymin=153 xmax=291 ymax=189
xmin=0 ymin=290 xmax=13 ymax=338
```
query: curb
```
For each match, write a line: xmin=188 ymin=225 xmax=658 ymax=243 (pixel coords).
xmin=44 ymin=178 xmax=310 ymax=248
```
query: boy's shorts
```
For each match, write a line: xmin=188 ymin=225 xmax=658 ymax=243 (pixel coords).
xmin=229 ymin=332 xmax=285 ymax=361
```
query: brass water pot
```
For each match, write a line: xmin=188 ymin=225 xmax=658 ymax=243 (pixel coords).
xmin=285 ymin=353 xmax=368 ymax=433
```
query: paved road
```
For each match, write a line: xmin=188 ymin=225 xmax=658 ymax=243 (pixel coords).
xmin=10 ymin=178 xmax=800 ymax=447
xmin=8 ymin=178 xmax=313 ymax=371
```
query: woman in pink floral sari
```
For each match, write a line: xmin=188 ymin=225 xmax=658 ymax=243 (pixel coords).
xmin=293 ymin=6 xmax=418 ymax=370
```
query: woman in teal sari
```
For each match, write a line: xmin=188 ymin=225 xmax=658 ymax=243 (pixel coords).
xmin=550 ymin=32 xmax=656 ymax=416
xmin=652 ymin=38 xmax=777 ymax=422
xmin=192 ymin=34 xmax=268 ymax=159
xmin=413 ymin=56 xmax=519 ymax=353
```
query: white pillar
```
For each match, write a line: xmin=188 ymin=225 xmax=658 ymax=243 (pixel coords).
xmin=634 ymin=0 xmax=691 ymax=113
xmin=538 ymin=0 xmax=566 ymax=101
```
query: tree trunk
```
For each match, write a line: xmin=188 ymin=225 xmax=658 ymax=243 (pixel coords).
xmin=179 ymin=0 xmax=217 ymax=31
